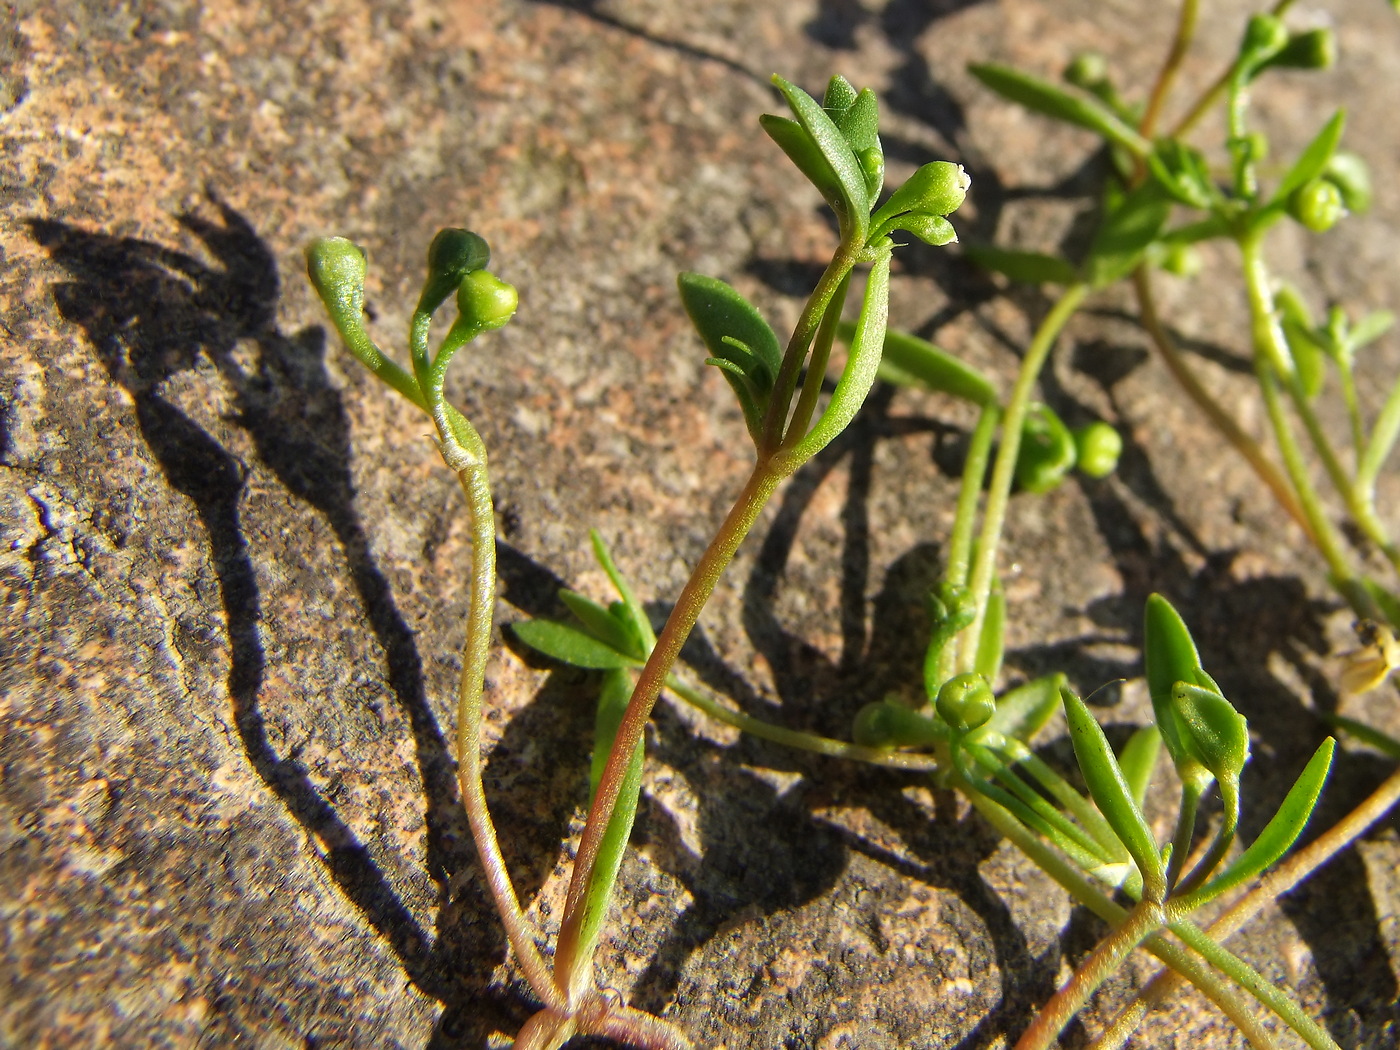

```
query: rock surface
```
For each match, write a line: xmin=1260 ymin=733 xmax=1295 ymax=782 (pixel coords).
xmin=4 ymin=0 xmax=1400 ymax=1047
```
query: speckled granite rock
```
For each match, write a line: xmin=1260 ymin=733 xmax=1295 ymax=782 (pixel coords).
xmin=3 ymin=1 xmax=1400 ymax=1047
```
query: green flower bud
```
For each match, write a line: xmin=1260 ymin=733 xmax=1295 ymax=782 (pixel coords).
xmin=1158 ymin=243 xmax=1202 ymax=278
xmin=1266 ymin=28 xmax=1337 ymax=71
xmin=1073 ymin=422 xmax=1123 ymax=479
xmin=1241 ymin=14 xmax=1289 ymax=67
xmin=876 ymin=161 xmax=970 ymax=224
xmin=852 ymin=701 xmax=944 ymax=749
xmin=1324 ymin=151 xmax=1372 ymax=213
xmin=858 ymin=146 xmax=885 ymax=201
xmin=456 ymin=269 xmax=518 ymax=333
xmin=1243 ymin=130 xmax=1269 ymax=165
xmin=936 ymin=672 xmax=996 ymax=733
xmin=306 ymin=237 xmax=368 ymax=340
xmin=418 ymin=228 xmax=491 ymax=315
xmin=1015 ymin=402 xmax=1077 ymax=494
xmin=1172 ymin=682 xmax=1250 ymax=784
xmin=1063 ymin=52 xmax=1109 ymax=91
xmin=1288 ymin=178 xmax=1345 ymax=232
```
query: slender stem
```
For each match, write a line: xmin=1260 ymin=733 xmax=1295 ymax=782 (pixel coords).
xmin=937 ymin=405 xmax=1001 ymax=685
xmin=783 ymin=271 xmax=851 ymax=449
xmin=1238 ymin=234 xmax=1379 ymax=618
xmin=1168 ymin=0 xmax=1296 ymax=138
xmin=1138 ymin=0 xmax=1200 ymax=139
xmin=960 ymin=284 xmax=1089 ymax=673
xmin=967 ymin=792 xmax=1274 ymax=1047
xmin=760 ymin=247 xmax=859 ymax=456
xmin=442 ymin=434 xmax=561 ymax=1007
xmin=553 ymin=462 xmax=783 ymax=999
xmin=1015 ymin=901 xmax=1164 ymax=1050
xmin=1164 ymin=919 xmax=1339 ymax=1050
xmin=664 ymin=675 xmax=940 ymax=771
xmin=1165 ymin=779 xmax=1204 ymax=890
xmin=1109 ymin=765 xmax=1400 ymax=1041
xmin=1133 ymin=268 xmax=1310 ymax=536
xmin=1339 ymin=361 xmax=1366 ymax=464
xmin=590 ymin=1002 xmax=694 ymax=1050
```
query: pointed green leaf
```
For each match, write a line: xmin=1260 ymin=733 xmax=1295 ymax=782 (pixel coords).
xmin=759 ymin=113 xmax=846 ymax=211
xmin=845 ymin=322 xmax=998 ymax=406
xmin=1351 ymin=310 xmax=1395 ymax=350
xmin=1190 ymin=738 xmax=1334 ymax=904
xmin=560 ymin=589 xmax=643 ymax=661
xmin=1062 ymin=686 xmax=1166 ymax=899
xmin=590 ymin=530 xmax=656 ymax=653
xmin=968 ymin=62 xmax=1150 ymax=158
xmin=983 ymin=672 xmax=1065 ymax=743
xmin=1275 ymin=110 xmax=1346 ymax=204
xmin=834 ymin=87 xmax=880 ymax=154
xmin=1118 ymin=725 xmax=1163 ymax=811
xmin=822 ymin=75 xmax=858 ymax=112
xmin=771 ymin=75 xmax=871 ymax=240
xmin=512 ymin=619 xmax=642 ymax=670
xmin=787 ymin=247 xmax=891 ymax=462
xmin=576 ymin=668 xmax=645 ymax=971
xmin=1319 ymin=712 xmax=1400 ymax=759
xmin=963 ymin=243 xmax=1079 ymax=286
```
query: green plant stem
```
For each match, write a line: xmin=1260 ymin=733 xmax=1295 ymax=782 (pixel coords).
xmin=553 ymin=462 xmax=783 ymax=1000
xmin=1133 ymin=268 xmax=1310 ymax=537
xmin=1016 ymin=900 xmax=1164 ymax=1050
xmin=960 ymin=283 xmax=1089 ymax=674
xmin=1129 ymin=764 xmax=1400 ymax=1021
xmin=663 ymin=675 xmax=940 ymax=771
xmin=966 ymin=791 xmax=1277 ymax=1047
xmin=437 ymin=421 xmax=561 ymax=1008
xmin=1238 ymin=233 xmax=1379 ymax=619
xmin=937 ymin=405 xmax=1001 ymax=685
xmin=1339 ymin=360 xmax=1366 ymax=463
xmin=784 ymin=271 xmax=851 ymax=446
xmin=1165 ymin=779 xmax=1204 ymax=889
xmin=1356 ymin=379 xmax=1400 ymax=549
xmin=761 ymin=247 xmax=859 ymax=455
xmin=1138 ymin=0 xmax=1199 ymax=139
xmin=1169 ymin=0 xmax=1297 ymax=138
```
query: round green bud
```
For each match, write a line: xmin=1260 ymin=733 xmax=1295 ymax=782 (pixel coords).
xmin=1015 ymin=403 xmax=1076 ymax=494
xmin=1288 ymin=178 xmax=1345 ymax=232
xmin=1073 ymin=422 xmax=1123 ymax=479
xmin=1172 ymin=682 xmax=1250 ymax=784
xmin=305 ymin=237 xmax=368 ymax=338
xmin=456 ymin=269 xmax=519 ymax=332
xmin=1241 ymin=14 xmax=1289 ymax=65
xmin=1324 ymin=151 xmax=1372 ymax=213
xmin=936 ymin=672 xmax=996 ymax=733
xmin=1063 ymin=52 xmax=1109 ymax=91
xmin=1159 ymin=243 xmax=1202 ymax=278
xmin=419 ymin=228 xmax=492 ymax=315
xmin=1243 ymin=130 xmax=1269 ymax=165
xmin=858 ymin=146 xmax=885 ymax=201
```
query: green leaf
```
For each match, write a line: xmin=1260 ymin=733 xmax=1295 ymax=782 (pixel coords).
xmin=886 ymin=212 xmax=958 ymax=247
xmin=590 ymin=529 xmax=656 ymax=653
xmin=963 ymin=243 xmax=1079 ymax=286
xmin=1274 ymin=110 xmax=1347 ymax=205
xmin=511 ymin=619 xmax=641 ymax=670
xmin=982 ymin=672 xmax=1065 ymax=743
xmin=1118 ymin=725 xmax=1162 ymax=811
xmin=1062 ymin=686 xmax=1166 ymax=900
xmin=822 ymin=74 xmax=858 ymax=113
xmin=850 ymin=323 xmax=998 ymax=406
xmin=1319 ymin=712 xmax=1400 ymax=759
xmin=1148 ymin=140 xmax=1218 ymax=210
xmin=974 ymin=583 xmax=1005 ymax=684
xmin=787 ymin=247 xmax=891 ymax=462
xmin=760 ymin=113 xmax=847 ymax=217
xmin=968 ymin=62 xmax=1149 ymax=158
xmin=1351 ymin=309 xmax=1395 ymax=350
xmin=771 ymin=74 xmax=871 ymax=240
xmin=1159 ymin=216 xmax=1233 ymax=246
xmin=1189 ymin=738 xmax=1334 ymax=904
xmin=833 ymin=86 xmax=881 ymax=154
xmin=678 ymin=272 xmax=783 ymax=443
xmin=1085 ymin=180 xmax=1172 ymax=288
xmin=559 ymin=589 xmax=643 ymax=660
xmin=1143 ymin=593 xmax=1218 ymax=789
xmin=576 ymin=668 xmax=646 ymax=972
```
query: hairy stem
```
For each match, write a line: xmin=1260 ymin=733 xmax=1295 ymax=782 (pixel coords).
xmin=1016 ymin=901 xmax=1164 ymax=1050
xmin=553 ymin=463 xmax=782 ymax=999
